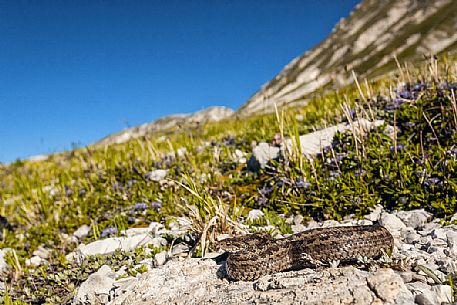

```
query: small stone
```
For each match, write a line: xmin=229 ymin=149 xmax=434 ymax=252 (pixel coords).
xmin=0 ymin=249 xmax=12 ymax=274
xmin=154 ymin=251 xmax=168 ymax=266
xmin=76 ymin=234 xmax=155 ymax=257
xmin=150 ymin=237 xmax=168 ymax=248
xmin=364 ymin=204 xmax=383 ymax=222
xmin=73 ymin=265 xmax=116 ymax=305
xmin=401 ymin=229 xmax=421 ymax=244
xmin=367 ymin=269 xmax=414 ymax=304
xmin=247 ymin=209 xmax=265 ymax=221
xmin=247 ymin=142 xmax=280 ymax=171
xmin=431 ymin=285 xmax=452 ymax=304
xmin=25 ymin=255 xmax=43 ymax=266
xmin=446 ymin=231 xmax=457 ymax=247
xmin=379 ymin=213 xmax=407 ymax=235
xmin=291 ymin=224 xmax=307 ymax=234
xmin=431 ymin=228 xmax=448 ymax=240
xmin=32 ymin=246 xmax=50 ymax=259
xmin=396 ymin=209 xmax=431 ymax=229
xmin=171 ymin=243 xmax=189 ymax=257
xmin=74 ymin=224 xmax=91 ymax=239
xmin=145 ymin=169 xmax=169 ymax=181
xmin=293 ymin=215 xmax=304 ymax=226
xmin=415 ymin=290 xmax=440 ymax=305
xmin=396 ymin=271 xmax=413 ymax=283
xmin=442 ymin=260 xmax=457 ymax=274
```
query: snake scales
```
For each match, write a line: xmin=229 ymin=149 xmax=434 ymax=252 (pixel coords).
xmin=217 ymin=225 xmax=394 ymax=281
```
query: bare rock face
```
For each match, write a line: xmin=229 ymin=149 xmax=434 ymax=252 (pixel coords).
xmin=238 ymin=0 xmax=457 ymax=116
xmin=108 ymin=260 xmax=414 ymax=305
xmin=70 ymin=208 xmax=457 ymax=305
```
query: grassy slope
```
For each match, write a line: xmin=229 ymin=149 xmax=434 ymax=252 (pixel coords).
xmin=1 ymin=58 xmax=457 ymax=303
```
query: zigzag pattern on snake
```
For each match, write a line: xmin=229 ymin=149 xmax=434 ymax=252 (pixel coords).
xmin=217 ymin=225 xmax=394 ymax=281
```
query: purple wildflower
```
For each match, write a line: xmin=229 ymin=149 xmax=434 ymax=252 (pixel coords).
xmin=127 ymin=217 xmax=136 ymax=224
xmin=151 ymin=201 xmax=162 ymax=210
xmin=385 ymin=98 xmax=406 ymax=111
xmin=78 ymin=189 xmax=86 ymax=197
xmin=64 ymin=185 xmax=73 ymax=197
xmin=112 ymin=182 xmax=124 ymax=192
xmin=412 ymin=83 xmax=425 ymax=92
xmin=134 ymin=202 xmax=149 ymax=211
xmin=424 ymin=177 xmax=441 ymax=187
xmin=127 ymin=179 xmax=137 ymax=187
xmin=259 ymin=186 xmax=273 ymax=196
xmin=258 ymin=197 xmax=268 ymax=206
xmin=101 ymin=227 xmax=118 ymax=238
xmin=404 ymin=122 xmax=416 ymax=128
xmin=276 ymin=180 xmax=284 ymax=188
xmin=397 ymin=90 xmax=414 ymax=100
xmin=295 ymin=179 xmax=311 ymax=189
xmin=329 ymin=171 xmax=341 ymax=177
xmin=390 ymin=144 xmax=407 ymax=152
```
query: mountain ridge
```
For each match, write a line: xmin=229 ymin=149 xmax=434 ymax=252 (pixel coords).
xmin=237 ymin=0 xmax=457 ymax=116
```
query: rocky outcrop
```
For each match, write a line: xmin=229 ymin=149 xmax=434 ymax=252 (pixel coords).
xmin=73 ymin=207 xmax=457 ymax=305
xmin=238 ymin=0 xmax=457 ymax=116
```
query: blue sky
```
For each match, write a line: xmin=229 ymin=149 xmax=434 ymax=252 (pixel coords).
xmin=0 ymin=0 xmax=360 ymax=163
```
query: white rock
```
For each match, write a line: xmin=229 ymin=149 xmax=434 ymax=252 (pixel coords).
xmin=171 ymin=243 xmax=189 ymax=257
xmin=321 ymin=220 xmax=341 ymax=228
xmin=364 ymin=204 xmax=383 ymax=222
xmin=77 ymin=234 xmax=154 ymax=257
xmin=25 ymin=256 xmax=44 ymax=266
xmin=0 ymin=249 xmax=12 ymax=274
xmin=366 ymin=268 xmax=414 ymax=304
xmin=431 ymin=285 xmax=452 ymax=304
xmin=284 ymin=119 xmax=384 ymax=156
xmin=150 ymin=237 xmax=168 ymax=248
xmin=379 ymin=213 xmax=407 ymax=235
xmin=74 ymin=224 xmax=91 ymax=239
xmin=414 ymin=289 xmax=440 ymax=305
xmin=247 ymin=143 xmax=280 ymax=171
xmin=177 ymin=147 xmax=187 ymax=158
xmin=123 ymin=227 xmax=151 ymax=237
xmin=73 ymin=265 xmax=116 ymax=305
xmin=431 ymin=228 xmax=448 ymax=240
xmin=247 ymin=209 xmax=265 ymax=221
xmin=291 ymin=224 xmax=307 ymax=234
xmin=32 ymin=246 xmax=50 ymax=259
xmin=146 ymin=169 xmax=169 ymax=181
xmin=401 ymin=229 xmax=421 ymax=244
xmin=154 ymin=251 xmax=168 ymax=266
xmin=396 ymin=209 xmax=431 ymax=229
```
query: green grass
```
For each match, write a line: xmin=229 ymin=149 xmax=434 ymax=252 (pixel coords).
xmin=1 ymin=57 xmax=457 ymax=303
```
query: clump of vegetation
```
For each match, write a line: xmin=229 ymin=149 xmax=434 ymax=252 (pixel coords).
xmin=0 ymin=56 xmax=456 ymax=303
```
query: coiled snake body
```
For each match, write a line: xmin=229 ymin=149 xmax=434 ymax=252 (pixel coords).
xmin=218 ymin=225 xmax=394 ymax=281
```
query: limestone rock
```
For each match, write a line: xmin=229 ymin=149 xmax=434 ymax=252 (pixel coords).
xmin=379 ymin=213 xmax=407 ymax=236
xmin=247 ymin=142 xmax=280 ymax=171
xmin=74 ymin=265 xmax=117 ymax=305
xmin=109 ymin=260 xmax=416 ymax=305
xmin=145 ymin=169 xmax=169 ymax=181
xmin=74 ymin=224 xmax=91 ymax=239
xmin=396 ymin=209 xmax=431 ymax=229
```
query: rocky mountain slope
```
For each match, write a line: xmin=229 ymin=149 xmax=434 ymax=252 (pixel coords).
xmin=238 ymin=0 xmax=457 ymax=116
xmin=97 ymin=106 xmax=234 ymax=146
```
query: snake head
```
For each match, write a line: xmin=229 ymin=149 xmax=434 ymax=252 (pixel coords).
xmin=216 ymin=232 xmax=272 ymax=252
